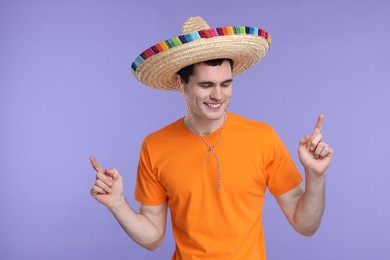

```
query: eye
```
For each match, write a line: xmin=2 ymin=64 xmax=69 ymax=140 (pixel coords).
xmin=199 ymin=84 xmax=213 ymax=88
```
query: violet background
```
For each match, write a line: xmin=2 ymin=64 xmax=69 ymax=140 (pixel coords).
xmin=1 ymin=0 xmax=389 ymax=259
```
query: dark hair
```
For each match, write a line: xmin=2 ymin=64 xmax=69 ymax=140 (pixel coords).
xmin=176 ymin=58 xmax=234 ymax=83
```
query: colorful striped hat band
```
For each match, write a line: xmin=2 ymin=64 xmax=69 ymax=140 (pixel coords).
xmin=131 ymin=16 xmax=271 ymax=90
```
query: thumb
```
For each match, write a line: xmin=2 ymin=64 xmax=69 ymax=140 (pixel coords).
xmin=105 ymin=168 xmax=121 ymax=180
xmin=300 ymin=135 xmax=310 ymax=146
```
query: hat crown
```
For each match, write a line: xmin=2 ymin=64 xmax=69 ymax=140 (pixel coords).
xmin=181 ymin=16 xmax=210 ymax=34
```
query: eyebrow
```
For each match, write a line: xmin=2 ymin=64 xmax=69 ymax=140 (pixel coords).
xmin=198 ymin=79 xmax=234 ymax=85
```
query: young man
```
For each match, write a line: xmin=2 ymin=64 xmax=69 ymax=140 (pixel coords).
xmin=90 ymin=17 xmax=333 ymax=259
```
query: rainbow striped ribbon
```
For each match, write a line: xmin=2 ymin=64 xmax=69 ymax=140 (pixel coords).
xmin=131 ymin=26 xmax=271 ymax=74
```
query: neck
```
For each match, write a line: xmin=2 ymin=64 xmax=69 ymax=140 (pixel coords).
xmin=183 ymin=111 xmax=227 ymax=136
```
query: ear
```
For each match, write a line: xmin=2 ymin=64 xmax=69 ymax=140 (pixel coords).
xmin=175 ymin=75 xmax=184 ymax=93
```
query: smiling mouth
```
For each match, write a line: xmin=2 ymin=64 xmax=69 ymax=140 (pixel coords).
xmin=204 ymin=102 xmax=223 ymax=109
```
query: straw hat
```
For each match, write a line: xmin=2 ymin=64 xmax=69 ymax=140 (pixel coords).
xmin=131 ymin=16 xmax=271 ymax=90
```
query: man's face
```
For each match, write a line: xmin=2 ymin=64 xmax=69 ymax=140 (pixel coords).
xmin=181 ymin=60 xmax=233 ymax=124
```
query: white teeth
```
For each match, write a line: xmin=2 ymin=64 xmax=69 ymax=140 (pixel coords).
xmin=206 ymin=103 xmax=221 ymax=108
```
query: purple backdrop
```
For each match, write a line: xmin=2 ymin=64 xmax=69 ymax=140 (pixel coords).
xmin=1 ymin=0 xmax=389 ymax=259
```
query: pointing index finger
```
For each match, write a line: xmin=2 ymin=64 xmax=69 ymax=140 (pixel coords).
xmin=312 ymin=114 xmax=324 ymax=135
xmin=90 ymin=156 xmax=104 ymax=173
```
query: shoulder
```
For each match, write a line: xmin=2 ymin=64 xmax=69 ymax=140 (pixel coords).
xmin=140 ymin=118 xmax=191 ymax=159
xmin=227 ymin=113 xmax=284 ymax=146
xmin=143 ymin=118 xmax=185 ymax=144
xmin=229 ymin=112 xmax=274 ymax=134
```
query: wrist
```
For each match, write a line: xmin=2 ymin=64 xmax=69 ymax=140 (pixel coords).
xmin=304 ymin=167 xmax=326 ymax=178
xmin=108 ymin=195 xmax=128 ymax=213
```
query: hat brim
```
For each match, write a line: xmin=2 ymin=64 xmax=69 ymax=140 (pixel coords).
xmin=132 ymin=27 xmax=271 ymax=90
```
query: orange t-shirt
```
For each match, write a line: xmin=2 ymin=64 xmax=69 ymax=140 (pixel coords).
xmin=135 ymin=112 xmax=303 ymax=259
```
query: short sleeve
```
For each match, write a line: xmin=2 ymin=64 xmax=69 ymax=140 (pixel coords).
xmin=265 ymin=128 xmax=303 ymax=196
xmin=134 ymin=140 xmax=167 ymax=205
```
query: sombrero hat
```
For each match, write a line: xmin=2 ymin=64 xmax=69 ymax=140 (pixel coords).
xmin=131 ymin=16 xmax=271 ymax=90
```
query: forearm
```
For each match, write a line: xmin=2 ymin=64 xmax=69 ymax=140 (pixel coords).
xmin=293 ymin=169 xmax=326 ymax=236
xmin=108 ymin=197 xmax=164 ymax=250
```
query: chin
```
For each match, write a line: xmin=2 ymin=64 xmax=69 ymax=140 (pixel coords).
xmin=204 ymin=111 xmax=226 ymax=121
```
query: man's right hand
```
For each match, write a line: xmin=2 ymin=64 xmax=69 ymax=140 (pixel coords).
xmin=89 ymin=156 xmax=168 ymax=250
xmin=90 ymin=156 xmax=124 ymax=209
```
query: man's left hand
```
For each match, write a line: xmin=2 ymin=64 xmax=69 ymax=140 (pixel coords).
xmin=298 ymin=114 xmax=334 ymax=176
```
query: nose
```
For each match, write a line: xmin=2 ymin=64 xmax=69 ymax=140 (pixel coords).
xmin=210 ymin=86 xmax=223 ymax=100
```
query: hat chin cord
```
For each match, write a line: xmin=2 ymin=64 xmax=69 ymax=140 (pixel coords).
xmin=177 ymin=79 xmax=230 ymax=193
